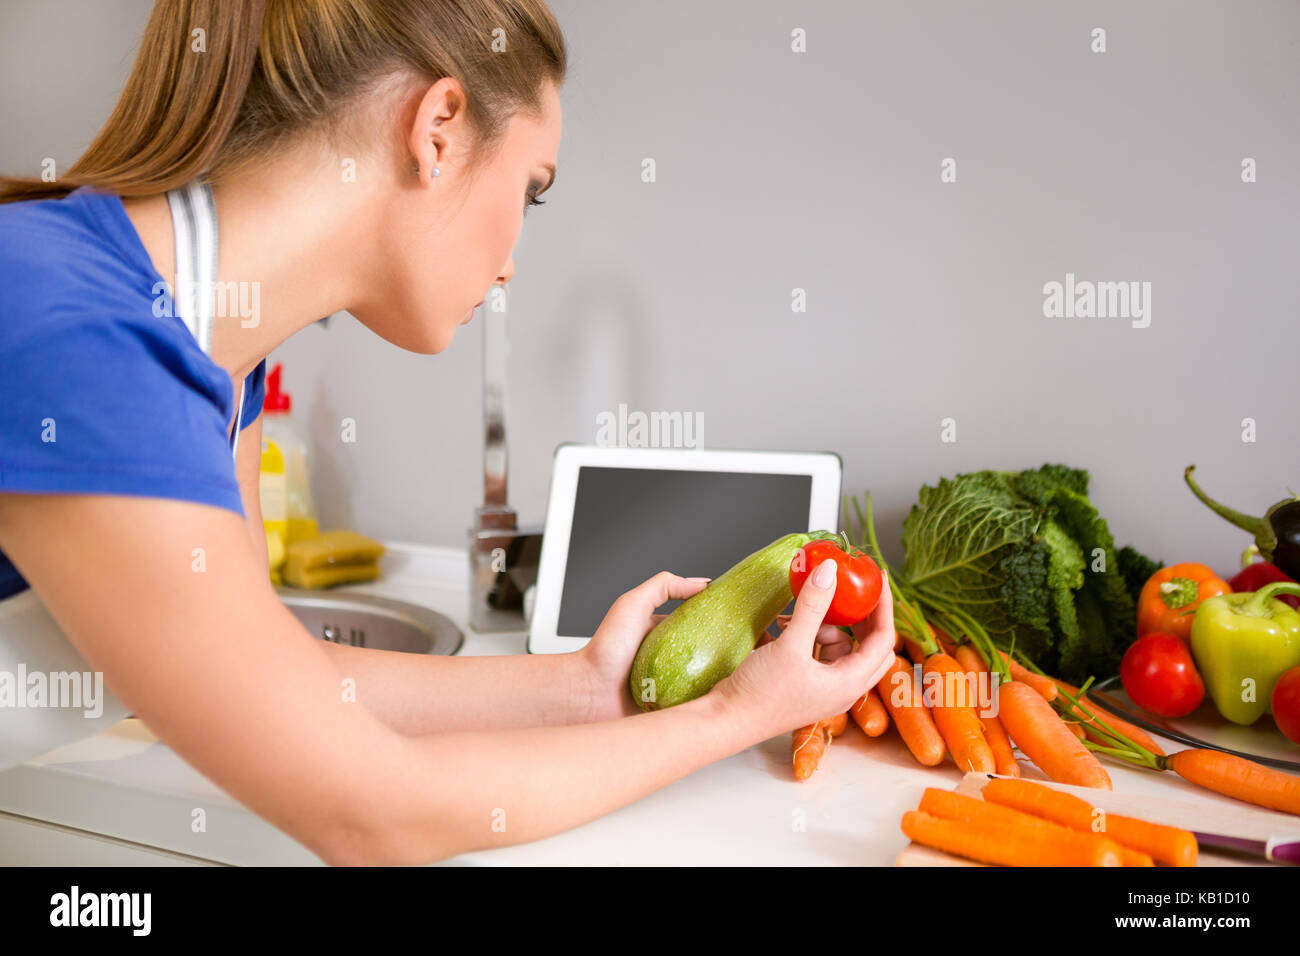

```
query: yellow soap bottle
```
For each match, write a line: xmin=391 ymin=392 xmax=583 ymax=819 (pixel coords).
xmin=260 ymin=362 xmax=320 ymax=548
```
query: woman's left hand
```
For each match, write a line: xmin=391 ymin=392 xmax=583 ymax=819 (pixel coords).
xmin=577 ymin=571 xmax=712 ymax=722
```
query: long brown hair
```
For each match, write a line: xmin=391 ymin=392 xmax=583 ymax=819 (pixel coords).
xmin=0 ymin=0 xmax=566 ymax=204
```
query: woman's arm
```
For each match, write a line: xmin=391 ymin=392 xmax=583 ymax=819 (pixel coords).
xmin=313 ymin=640 xmax=594 ymax=733
xmin=235 ymin=408 xmax=600 ymax=734
xmin=0 ymin=492 xmax=792 ymax=864
xmin=235 ymin=411 xmax=270 ymax=568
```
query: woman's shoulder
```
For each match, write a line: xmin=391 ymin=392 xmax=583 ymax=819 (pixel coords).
xmin=0 ymin=188 xmax=163 ymax=314
xmin=0 ymin=188 xmax=244 ymax=511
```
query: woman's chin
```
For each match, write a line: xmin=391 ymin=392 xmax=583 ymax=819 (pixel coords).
xmin=354 ymin=308 xmax=460 ymax=354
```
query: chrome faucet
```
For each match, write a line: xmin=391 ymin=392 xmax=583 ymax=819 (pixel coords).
xmin=467 ymin=285 xmax=543 ymax=632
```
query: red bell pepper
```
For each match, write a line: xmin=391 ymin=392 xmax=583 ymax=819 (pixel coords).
xmin=1230 ymin=560 xmax=1299 ymax=609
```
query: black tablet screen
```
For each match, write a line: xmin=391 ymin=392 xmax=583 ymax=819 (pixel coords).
xmin=556 ymin=467 xmax=813 ymax=637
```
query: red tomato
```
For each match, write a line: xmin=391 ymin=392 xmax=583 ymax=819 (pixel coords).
xmin=1271 ymin=667 xmax=1300 ymax=745
xmin=789 ymin=542 xmax=883 ymax=626
xmin=1120 ymin=632 xmax=1206 ymax=718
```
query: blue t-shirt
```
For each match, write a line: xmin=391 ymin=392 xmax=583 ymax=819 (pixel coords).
xmin=0 ymin=188 xmax=266 ymax=599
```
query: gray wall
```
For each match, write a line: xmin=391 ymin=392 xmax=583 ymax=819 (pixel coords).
xmin=3 ymin=0 xmax=1297 ymax=573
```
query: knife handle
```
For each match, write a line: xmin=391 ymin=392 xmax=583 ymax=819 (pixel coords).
xmin=1266 ymin=838 xmax=1300 ymax=865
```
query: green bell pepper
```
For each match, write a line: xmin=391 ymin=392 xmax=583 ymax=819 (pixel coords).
xmin=1189 ymin=581 xmax=1300 ymax=725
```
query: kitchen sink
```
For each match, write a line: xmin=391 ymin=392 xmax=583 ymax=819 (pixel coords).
xmin=276 ymin=586 xmax=464 ymax=656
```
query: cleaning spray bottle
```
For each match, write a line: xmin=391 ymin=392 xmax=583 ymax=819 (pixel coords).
xmin=260 ymin=363 xmax=319 ymax=582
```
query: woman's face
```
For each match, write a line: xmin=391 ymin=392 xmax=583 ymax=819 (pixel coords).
xmin=359 ymin=78 xmax=562 ymax=353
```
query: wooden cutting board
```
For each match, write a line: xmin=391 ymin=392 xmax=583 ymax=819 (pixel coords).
xmin=896 ymin=772 xmax=1300 ymax=867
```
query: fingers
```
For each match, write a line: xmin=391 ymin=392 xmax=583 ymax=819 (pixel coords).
xmin=863 ymin=647 xmax=897 ymax=691
xmin=852 ymin=571 xmax=895 ymax=648
xmin=823 ymin=581 xmax=898 ymax=693
xmin=814 ymin=624 xmax=855 ymax=661
xmin=780 ymin=558 xmax=838 ymax=656
xmin=612 ymin=571 xmax=711 ymax=619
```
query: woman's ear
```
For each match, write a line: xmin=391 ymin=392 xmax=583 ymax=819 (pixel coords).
xmin=406 ymin=76 xmax=464 ymax=186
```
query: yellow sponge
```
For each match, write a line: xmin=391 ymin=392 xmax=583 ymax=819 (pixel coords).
xmin=284 ymin=562 xmax=381 ymax=589
xmin=283 ymin=530 xmax=385 ymax=589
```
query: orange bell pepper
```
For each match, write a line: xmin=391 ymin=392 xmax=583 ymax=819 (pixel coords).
xmin=1137 ymin=562 xmax=1230 ymax=641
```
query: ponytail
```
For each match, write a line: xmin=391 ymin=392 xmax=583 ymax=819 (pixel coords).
xmin=0 ymin=0 xmax=566 ymax=205
xmin=0 ymin=0 xmax=266 ymax=203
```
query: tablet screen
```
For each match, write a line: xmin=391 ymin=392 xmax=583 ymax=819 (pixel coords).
xmin=555 ymin=466 xmax=813 ymax=636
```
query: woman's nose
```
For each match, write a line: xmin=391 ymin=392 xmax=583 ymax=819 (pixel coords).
xmin=497 ymin=256 xmax=514 ymax=285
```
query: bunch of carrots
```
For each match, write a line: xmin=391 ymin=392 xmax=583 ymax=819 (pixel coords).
xmin=903 ymin=777 xmax=1198 ymax=867
xmin=789 ymin=493 xmax=1300 ymax=821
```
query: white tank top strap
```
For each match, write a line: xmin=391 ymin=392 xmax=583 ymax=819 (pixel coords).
xmin=166 ymin=180 xmax=247 ymax=462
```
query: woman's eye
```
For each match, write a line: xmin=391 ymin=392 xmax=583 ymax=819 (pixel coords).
xmin=524 ymin=193 xmax=546 ymax=216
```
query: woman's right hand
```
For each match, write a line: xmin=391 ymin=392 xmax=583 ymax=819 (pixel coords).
xmin=711 ymin=558 xmax=897 ymax=740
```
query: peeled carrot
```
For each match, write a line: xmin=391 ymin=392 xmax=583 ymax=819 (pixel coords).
xmin=792 ymin=722 xmax=827 ymax=781
xmin=1066 ymin=720 xmax=1087 ymax=740
xmin=901 ymin=809 xmax=1122 ymax=867
xmin=997 ymin=681 xmax=1112 ymax=790
xmin=878 ymin=655 xmax=946 ymax=767
xmin=1167 ymin=748 xmax=1300 ymax=817
xmin=983 ymin=777 xmax=1196 ymax=866
xmin=924 ymin=653 xmax=995 ymax=774
xmin=1120 ymin=847 xmax=1156 ymax=867
xmin=953 ymin=644 xmax=1019 ymax=777
xmin=850 ymin=689 xmax=890 ymax=737
xmin=919 ymin=788 xmax=1128 ymax=863
xmin=1053 ymin=677 xmax=1166 ymax=757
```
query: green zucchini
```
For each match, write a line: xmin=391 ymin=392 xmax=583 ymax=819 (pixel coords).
xmin=629 ymin=531 xmax=832 ymax=710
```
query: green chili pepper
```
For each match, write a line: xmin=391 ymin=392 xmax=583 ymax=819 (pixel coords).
xmin=1189 ymin=582 xmax=1300 ymax=725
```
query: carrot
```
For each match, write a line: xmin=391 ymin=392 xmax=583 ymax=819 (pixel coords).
xmin=983 ymin=778 xmax=1196 ymax=866
xmin=1053 ymin=677 xmax=1166 ymax=757
xmin=850 ymin=689 xmax=890 ymax=737
xmin=922 ymin=652 xmax=995 ymax=774
xmin=918 ymin=788 xmax=1129 ymax=863
xmin=997 ymin=680 xmax=1112 ymax=790
xmin=1120 ymin=847 xmax=1156 ymax=867
xmin=993 ymin=650 xmax=1057 ymax=701
xmin=822 ymin=711 xmax=849 ymax=738
xmin=1066 ymin=720 xmax=1087 ymax=740
xmin=953 ymin=644 xmax=986 ymax=675
xmin=792 ymin=722 xmax=827 ymax=781
xmin=893 ymin=631 xmax=904 ymax=653
xmin=901 ymin=809 xmax=1122 ymax=867
xmin=953 ymin=644 xmax=1019 ymax=777
xmin=1166 ymin=748 xmax=1300 ymax=817
xmin=903 ymin=637 xmax=926 ymax=664
xmin=878 ymin=654 xmax=946 ymax=766
xmin=932 ymin=626 xmax=961 ymax=658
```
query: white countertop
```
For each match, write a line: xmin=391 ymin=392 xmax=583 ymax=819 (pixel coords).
xmin=0 ymin=542 xmax=1269 ymax=866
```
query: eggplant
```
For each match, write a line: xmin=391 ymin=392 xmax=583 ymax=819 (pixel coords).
xmin=1185 ymin=465 xmax=1300 ymax=581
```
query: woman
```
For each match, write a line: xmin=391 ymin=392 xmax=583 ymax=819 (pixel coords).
xmin=0 ymin=0 xmax=897 ymax=864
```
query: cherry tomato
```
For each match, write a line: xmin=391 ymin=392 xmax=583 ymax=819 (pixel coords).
xmin=789 ymin=541 xmax=883 ymax=626
xmin=1271 ymin=667 xmax=1300 ymax=745
xmin=1120 ymin=632 xmax=1206 ymax=718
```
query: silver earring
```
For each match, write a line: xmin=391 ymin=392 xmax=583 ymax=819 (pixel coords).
xmin=432 ymin=167 xmax=441 ymax=178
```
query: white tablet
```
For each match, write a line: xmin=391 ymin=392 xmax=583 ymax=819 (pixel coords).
xmin=527 ymin=445 xmax=843 ymax=655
